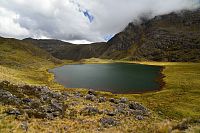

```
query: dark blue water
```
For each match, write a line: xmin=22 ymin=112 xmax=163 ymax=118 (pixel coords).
xmin=50 ymin=63 xmax=162 ymax=94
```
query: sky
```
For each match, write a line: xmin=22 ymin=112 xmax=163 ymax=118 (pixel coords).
xmin=0 ymin=0 xmax=199 ymax=43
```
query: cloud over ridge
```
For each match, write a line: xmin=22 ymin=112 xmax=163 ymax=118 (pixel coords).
xmin=0 ymin=0 xmax=199 ymax=42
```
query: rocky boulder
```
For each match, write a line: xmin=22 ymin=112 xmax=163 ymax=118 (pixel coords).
xmin=99 ymin=117 xmax=119 ymax=128
xmin=80 ymin=106 xmax=100 ymax=116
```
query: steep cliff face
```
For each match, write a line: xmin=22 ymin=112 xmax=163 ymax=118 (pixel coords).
xmin=24 ymin=9 xmax=200 ymax=62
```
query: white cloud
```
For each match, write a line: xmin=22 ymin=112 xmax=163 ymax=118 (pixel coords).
xmin=66 ymin=40 xmax=93 ymax=44
xmin=0 ymin=6 xmax=29 ymax=38
xmin=0 ymin=0 xmax=199 ymax=42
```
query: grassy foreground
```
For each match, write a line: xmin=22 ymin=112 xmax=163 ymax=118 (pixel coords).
xmin=80 ymin=59 xmax=200 ymax=132
xmin=82 ymin=59 xmax=200 ymax=119
xmin=122 ymin=62 xmax=200 ymax=119
xmin=0 ymin=38 xmax=199 ymax=133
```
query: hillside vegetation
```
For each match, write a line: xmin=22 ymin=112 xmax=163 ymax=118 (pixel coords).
xmin=0 ymin=37 xmax=62 ymax=86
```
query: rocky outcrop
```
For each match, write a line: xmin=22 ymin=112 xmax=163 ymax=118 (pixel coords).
xmin=0 ymin=81 xmax=151 ymax=125
xmin=0 ymin=81 xmax=67 ymax=119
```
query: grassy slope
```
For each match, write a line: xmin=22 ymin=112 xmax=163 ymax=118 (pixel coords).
xmin=0 ymin=37 xmax=199 ymax=132
xmin=0 ymin=37 xmax=65 ymax=88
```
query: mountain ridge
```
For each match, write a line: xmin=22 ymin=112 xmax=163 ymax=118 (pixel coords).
xmin=101 ymin=8 xmax=200 ymax=61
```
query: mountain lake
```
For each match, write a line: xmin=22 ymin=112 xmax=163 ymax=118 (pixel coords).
xmin=49 ymin=63 xmax=163 ymax=94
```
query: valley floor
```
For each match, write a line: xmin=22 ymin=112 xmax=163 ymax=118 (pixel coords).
xmin=0 ymin=58 xmax=200 ymax=133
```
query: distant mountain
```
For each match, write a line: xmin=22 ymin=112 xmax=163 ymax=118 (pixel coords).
xmin=23 ymin=38 xmax=107 ymax=60
xmin=24 ymin=9 xmax=200 ymax=62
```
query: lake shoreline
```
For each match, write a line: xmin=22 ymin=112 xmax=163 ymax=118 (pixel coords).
xmin=49 ymin=61 xmax=165 ymax=94
xmin=108 ymin=66 xmax=165 ymax=94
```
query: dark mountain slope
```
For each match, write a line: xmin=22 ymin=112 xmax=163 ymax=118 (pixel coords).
xmin=102 ymin=9 xmax=200 ymax=62
xmin=24 ymin=38 xmax=107 ymax=60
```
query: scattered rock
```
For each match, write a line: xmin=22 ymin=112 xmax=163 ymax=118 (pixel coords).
xmin=98 ymin=97 xmax=106 ymax=103
xmin=106 ymin=111 xmax=116 ymax=116
xmin=109 ymin=98 xmax=118 ymax=104
xmin=30 ymin=100 xmax=42 ymax=109
xmin=73 ymin=92 xmax=83 ymax=98
xmin=130 ymin=110 xmax=146 ymax=116
xmin=99 ymin=117 xmax=119 ymax=127
xmin=51 ymin=92 xmax=63 ymax=100
xmin=193 ymin=119 xmax=200 ymax=123
xmin=115 ymin=103 xmax=128 ymax=115
xmin=52 ymin=111 xmax=60 ymax=117
xmin=109 ymin=98 xmax=115 ymax=103
xmin=40 ymin=94 xmax=50 ymax=102
xmin=45 ymin=113 xmax=54 ymax=120
xmin=85 ymin=94 xmax=96 ymax=101
xmin=22 ymin=98 xmax=32 ymax=103
xmin=0 ymin=81 xmax=68 ymax=119
xmin=158 ymin=111 xmax=163 ymax=115
xmin=6 ymin=108 xmax=21 ymax=115
xmin=51 ymin=100 xmax=63 ymax=111
xmin=80 ymin=106 xmax=99 ymax=116
xmin=172 ymin=119 xmax=189 ymax=131
xmin=116 ymin=103 xmax=128 ymax=110
xmin=0 ymin=81 xmax=152 ymax=122
xmin=21 ymin=121 xmax=28 ymax=131
xmin=40 ymin=86 xmax=50 ymax=93
xmin=88 ymin=89 xmax=97 ymax=96
xmin=62 ymin=92 xmax=69 ymax=97
xmin=129 ymin=102 xmax=148 ymax=112
xmin=0 ymin=89 xmax=21 ymax=105
xmin=119 ymin=97 xmax=128 ymax=103
xmin=63 ymin=126 xmax=69 ymax=131
xmin=0 ymin=81 xmax=10 ymax=87
xmin=135 ymin=115 xmax=144 ymax=120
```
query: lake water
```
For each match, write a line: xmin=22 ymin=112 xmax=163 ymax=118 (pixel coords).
xmin=50 ymin=63 xmax=162 ymax=94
